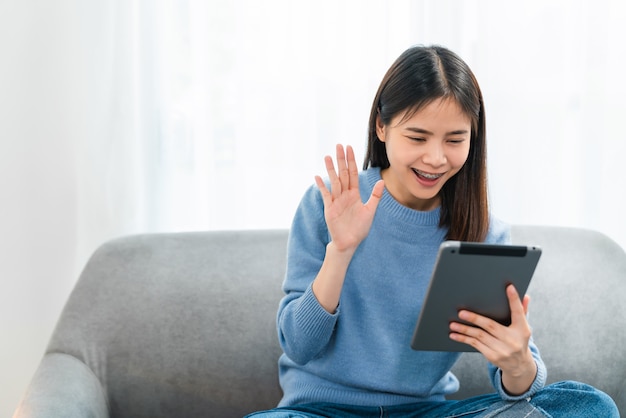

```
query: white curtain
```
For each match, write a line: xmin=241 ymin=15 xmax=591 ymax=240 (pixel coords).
xmin=145 ymin=0 xmax=433 ymax=232
xmin=81 ymin=0 xmax=626 ymax=246
xmin=2 ymin=1 xmax=626 ymax=415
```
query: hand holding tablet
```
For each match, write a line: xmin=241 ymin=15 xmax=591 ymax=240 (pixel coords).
xmin=411 ymin=241 xmax=542 ymax=352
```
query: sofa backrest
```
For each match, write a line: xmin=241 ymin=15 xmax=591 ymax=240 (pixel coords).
xmin=43 ymin=226 xmax=626 ymax=416
xmin=47 ymin=230 xmax=288 ymax=417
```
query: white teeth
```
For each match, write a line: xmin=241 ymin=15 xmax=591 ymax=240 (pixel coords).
xmin=414 ymin=169 xmax=443 ymax=179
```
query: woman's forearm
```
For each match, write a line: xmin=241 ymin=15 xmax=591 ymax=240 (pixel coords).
xmin=311 ymin=241 xmax=356 ymax=313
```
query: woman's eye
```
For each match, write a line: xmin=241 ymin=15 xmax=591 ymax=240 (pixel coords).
xmin=408 ymin=137 xmax=426 ymax=142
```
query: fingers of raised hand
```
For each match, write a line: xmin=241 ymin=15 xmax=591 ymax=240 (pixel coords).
xmin=365 ymin=179 xmax=385 ymax=212
xmin=335 ymin=144 xmax=350 ymax=192
xmin=315 ymin=175 xmax=332 ymax=206
xmin=323 ymin=154 xmax=342 ymax=199
xmin=345 ymin=145 xmax=359 ymax=188
xmin=322 ymin=145 xmax=360 ymax=200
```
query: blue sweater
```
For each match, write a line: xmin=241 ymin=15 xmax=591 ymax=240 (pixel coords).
xmin=277 ymin=167 xmax=546 ymax=407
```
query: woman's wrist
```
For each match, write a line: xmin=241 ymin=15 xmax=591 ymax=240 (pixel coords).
xmin=501 ymin=351 xmax=538 ymax=396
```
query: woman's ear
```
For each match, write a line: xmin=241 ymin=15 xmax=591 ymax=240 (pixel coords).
xmin=375 ymin=114 xmax=386 ymax=142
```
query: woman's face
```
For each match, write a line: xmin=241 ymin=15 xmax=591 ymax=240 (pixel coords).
xmin=376 ymin=98 xmax=472 ymax=211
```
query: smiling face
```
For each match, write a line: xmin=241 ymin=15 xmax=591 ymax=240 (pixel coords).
xmin=376 ymin=98 xmax=472 ymax=211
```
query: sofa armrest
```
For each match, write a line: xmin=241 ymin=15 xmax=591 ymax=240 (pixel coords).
xmin=13 ymin=353 xmax=108 ymax=418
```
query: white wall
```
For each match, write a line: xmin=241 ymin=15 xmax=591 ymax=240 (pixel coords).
xmin=1 ymin=1 xmax=79 ymax=414
xmin=0 ymin=1 xmax=136 ymax=414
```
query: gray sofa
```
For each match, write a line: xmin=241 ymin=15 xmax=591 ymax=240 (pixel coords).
xmin=14 ymin=226 xmax=626 ymax=417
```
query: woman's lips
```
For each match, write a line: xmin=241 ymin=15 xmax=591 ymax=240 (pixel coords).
xmin=412 ymin=168 xmax=445 ymax=186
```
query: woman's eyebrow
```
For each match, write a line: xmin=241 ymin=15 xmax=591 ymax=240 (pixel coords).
xmin=448 ymin=129 xmax=470 ymax=135
xmin=404 ymin=127 xmax=433 ymax=135
xmin=404 ymin=127 xmax=469 ymax=135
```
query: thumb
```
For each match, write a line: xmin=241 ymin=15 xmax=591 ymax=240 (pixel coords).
xmin=507 ymin=284 xmax=530 ymax=325
xmin=522 ymin=294 xmax=531 ymax=316
xmin=365 ymin=180 xmax=385 ymax=212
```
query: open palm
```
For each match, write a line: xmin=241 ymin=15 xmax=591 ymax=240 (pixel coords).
xmin=315 ymin=144 xmax=385 ymax=252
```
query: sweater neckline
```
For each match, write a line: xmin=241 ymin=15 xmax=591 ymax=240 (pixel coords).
xmin=365 ymin=167 xmax=441 ymax=226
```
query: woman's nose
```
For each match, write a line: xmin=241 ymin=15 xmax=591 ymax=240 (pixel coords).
xmin=422 ymin=142 xmax=446 ymax=167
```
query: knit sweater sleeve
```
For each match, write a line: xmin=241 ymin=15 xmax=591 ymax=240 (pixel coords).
xmin=485 ymin=217 xmax=548 ymax=400
xmin=276 ymin=184 xmax=338 ymax=365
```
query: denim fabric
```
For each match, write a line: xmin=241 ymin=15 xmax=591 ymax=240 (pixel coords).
xmin=245 ymin=381 xmax=619 ymax=418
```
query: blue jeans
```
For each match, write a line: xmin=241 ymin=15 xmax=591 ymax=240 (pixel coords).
xmin=245 ymin=381 xmax=619 ymax=418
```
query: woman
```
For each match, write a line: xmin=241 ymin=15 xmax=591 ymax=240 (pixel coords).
xmin=247 ymin=45 xmax=618 ymax=418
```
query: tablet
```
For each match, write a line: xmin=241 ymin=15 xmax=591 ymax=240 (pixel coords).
xmin=410 ymin=241 xmax=542 ymax=352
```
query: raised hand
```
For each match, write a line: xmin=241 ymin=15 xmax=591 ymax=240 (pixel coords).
xmin=449 ymin=284 xmax=537 ymax=395
xmin=315 ymin=144 xmax=385 ymax=253
xmin=311 ymin=144 xmax=385 ymax=313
